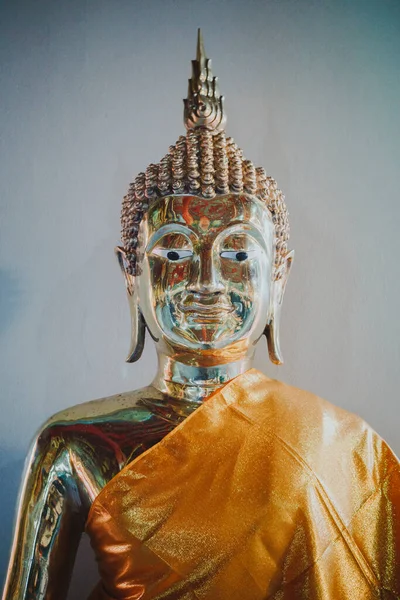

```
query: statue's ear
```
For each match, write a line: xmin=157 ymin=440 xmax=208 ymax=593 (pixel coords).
xmin=264 ymin=250 xmax=294 ymax=365
xmin=115 ymin=246 xmax=145 ymax=363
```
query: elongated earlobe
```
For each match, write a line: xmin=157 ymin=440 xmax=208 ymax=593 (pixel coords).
xmin=265 ymin=312 xmax=283 ymax=365
xmin=265 ymin=250 xmax=294 ymax=365
xmin=125 ymin=307 xmax=145 ymax=363
xmin=115 ymin=246 xmax=146 ymax=363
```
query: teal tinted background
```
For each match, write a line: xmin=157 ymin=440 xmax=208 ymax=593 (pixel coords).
xmin=1 ymin=0 xmax=399 ymax=595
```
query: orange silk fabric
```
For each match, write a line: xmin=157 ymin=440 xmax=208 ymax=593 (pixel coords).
xmin=86 ymin=370 xmax=400 ymax=599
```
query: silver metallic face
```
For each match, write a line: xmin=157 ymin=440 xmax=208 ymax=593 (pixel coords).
xmin=136 ymin=194 xmax=274 ymax=353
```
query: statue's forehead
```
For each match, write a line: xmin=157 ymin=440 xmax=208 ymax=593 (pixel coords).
xmin=146 ymin=194 xmax=272 ymax=234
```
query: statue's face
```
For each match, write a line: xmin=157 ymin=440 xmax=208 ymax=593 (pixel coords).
xmin=136 ymin=195 xmax=274 ymax=354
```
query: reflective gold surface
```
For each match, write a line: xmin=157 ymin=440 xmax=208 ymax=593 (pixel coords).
xmin=86 ymin=370 xmax=400 ymax=599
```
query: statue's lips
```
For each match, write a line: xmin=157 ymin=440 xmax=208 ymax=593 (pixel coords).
xmin=177 ymin=300 xmax=234 ymax=323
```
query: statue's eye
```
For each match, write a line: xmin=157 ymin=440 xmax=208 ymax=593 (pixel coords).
xmin=153 ymin=248 xmax=193 ymax=261
xmin=167 ymin=251 xmax=180 ymax=261
xmin=220 ymin=251 xmax=251 ymax=262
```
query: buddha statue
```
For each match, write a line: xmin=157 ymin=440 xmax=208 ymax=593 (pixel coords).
xmin=2 ymin=31 xmax=399 ymax=600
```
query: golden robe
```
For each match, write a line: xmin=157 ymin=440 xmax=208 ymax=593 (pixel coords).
xmin=86 ymin=369 xmax=400 ymax=599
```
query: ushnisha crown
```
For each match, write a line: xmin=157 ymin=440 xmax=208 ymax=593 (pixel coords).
xmin=121 ymin=30 xmax=290 ymax=279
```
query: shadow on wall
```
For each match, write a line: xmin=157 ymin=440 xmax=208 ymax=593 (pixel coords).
xmin=0 ymin=270 xmax=22 ymax=336
xmin=0 ymin=458 xmax=24 ymax=590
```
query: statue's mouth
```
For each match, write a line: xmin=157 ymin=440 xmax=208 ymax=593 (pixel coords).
xmin=177 ymin=296 xmax=234 ymax=324
xmin=180 ymin=306 xmax=234 ymax=324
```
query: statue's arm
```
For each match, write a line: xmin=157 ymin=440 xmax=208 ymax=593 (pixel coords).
xmin=2 ymin=423 xmax=87 ymax=600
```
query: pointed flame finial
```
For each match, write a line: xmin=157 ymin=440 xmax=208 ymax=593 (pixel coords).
xmin=196 ymin=28 xmax=206 ymax=67
xmin=183 ymin=29 xmax=226 ymax=134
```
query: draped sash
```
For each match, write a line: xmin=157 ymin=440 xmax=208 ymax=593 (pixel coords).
xmin=86 ymin=370 xmax=400 ymax=599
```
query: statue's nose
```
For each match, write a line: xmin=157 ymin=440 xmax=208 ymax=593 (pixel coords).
xmin=187 ymin=250 xmax=224 ymax=295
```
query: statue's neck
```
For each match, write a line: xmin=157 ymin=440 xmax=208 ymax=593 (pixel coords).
xmin=152 ymin=354 xmax=252 ymax=404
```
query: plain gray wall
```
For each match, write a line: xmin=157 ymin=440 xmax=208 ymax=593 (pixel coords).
xmin=1 ymin=0 xmax=399 ymax=596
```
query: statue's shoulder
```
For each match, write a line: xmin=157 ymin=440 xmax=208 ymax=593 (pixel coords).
xmin=243 ymin=370 xmax=386 ymax=458
xmin=256 ymin=374 xmax=399 ymax=474
xmin=48 ymin=387 xmax=153 ymax=424
xmin=35 ymin=385 xmax=158 ymax=445
xmin=258 ymin=375 xmax=364 ymax=430
xmin=21 ymin=387 xmax=164 ymax=506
